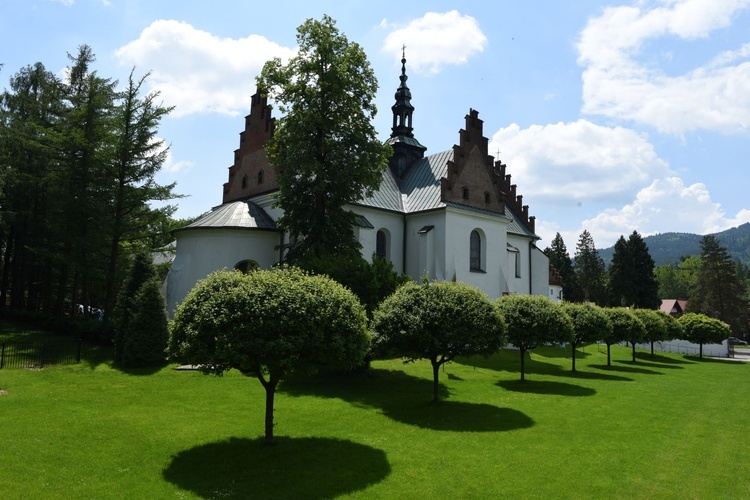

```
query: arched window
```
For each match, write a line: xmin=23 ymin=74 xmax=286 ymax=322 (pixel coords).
xmin=241 ymin=175 xmax=248 ymax=189
xmin=485 ymin=191 xmax=491 ymax=204
xmin=234 ymin=259 xmax=259 ymax=274
xmin=462 ymin=186 xmax=469 ymax=200
xmin=376 ymin=229 xmax=388 ymax=260
xmin=470 ymin=230 xmax=482 ymax=271
xmin=257 ymin=169 xmax=264 ymax=185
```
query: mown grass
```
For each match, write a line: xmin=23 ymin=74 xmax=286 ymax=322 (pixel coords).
xmin=1 ymin=341 xmax=748 ymax=499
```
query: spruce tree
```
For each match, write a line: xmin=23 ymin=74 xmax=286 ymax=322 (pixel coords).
xmin=114 ymin=251 xmax=156 ymax=365
xmin=122 ymin=277 xmax=169 ymax=368
xmin=573 ymin=230 xmax=607 ymax=305
xmin=608 ymin=231 xmax=660 ymax=308
xmin=544 ymin=232 xmax=579 ymax=302
xmin=688 ymin=235 xmax=749 ymax=338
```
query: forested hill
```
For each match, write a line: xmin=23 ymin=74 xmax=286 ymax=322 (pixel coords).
xmin=598 ymin=222 xmax=750 ymax=266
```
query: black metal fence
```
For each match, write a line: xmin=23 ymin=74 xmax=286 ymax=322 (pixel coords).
xmin=0 ymin=340 xmax=112 ymax=369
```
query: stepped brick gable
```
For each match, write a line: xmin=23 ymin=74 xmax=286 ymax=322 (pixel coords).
xmin=222 ymin=90 xmax=277 ymax=203
xmin=440 ymin=109 xmax=505 ymax=214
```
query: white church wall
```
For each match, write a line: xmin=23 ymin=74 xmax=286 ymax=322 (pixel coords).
xmin=530 ymin=245 xmax=550 ymax=297
xmin=507 ymin=234 xmax=530 ymax=295
xmin=165 ymin=228 xmax=280 ymax=315
xmin=445 ymin=207 xmax=509 ymax=300
xmin=353 ymin=206 xmax=404 ymax=272
xmin=404 ymin=211 xmax=446 ymax=282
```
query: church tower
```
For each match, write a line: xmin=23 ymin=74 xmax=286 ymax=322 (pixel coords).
xmin=387 ymin=50 xmax=426 ymax=178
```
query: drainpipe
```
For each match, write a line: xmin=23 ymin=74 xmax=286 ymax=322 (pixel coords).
xmin=528 ymin=240 xmax=534 ymax=295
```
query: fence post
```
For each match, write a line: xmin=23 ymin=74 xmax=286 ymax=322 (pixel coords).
xmin=76 ymin=339 xmax=82 ymax=363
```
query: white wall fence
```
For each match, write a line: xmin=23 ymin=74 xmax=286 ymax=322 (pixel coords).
xmin=634 ymin=339 xmax=729 ymax=358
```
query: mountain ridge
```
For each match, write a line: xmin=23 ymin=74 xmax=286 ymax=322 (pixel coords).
xmin=597 ymin=222 xmax=750 ymax=267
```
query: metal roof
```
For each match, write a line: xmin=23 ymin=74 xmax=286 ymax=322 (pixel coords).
xmin=178 ymin=200 xmax=278 ymax=232
xmin=504 ymin=205 xmax=538 ymax=239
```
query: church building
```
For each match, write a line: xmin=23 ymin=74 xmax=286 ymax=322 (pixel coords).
xmin=165 ymin=56 xmax=552 ymax=314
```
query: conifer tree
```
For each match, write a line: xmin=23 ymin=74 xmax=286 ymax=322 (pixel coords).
xmin=545 ymin=232 xmax=579 ymax=302
xmin=608 ymin=231 xmax=660 ymax=309
xmin=573 ymin=230 xmax=607 ymax=305
xmin=688 ymin=235 xmax=749 ymax=337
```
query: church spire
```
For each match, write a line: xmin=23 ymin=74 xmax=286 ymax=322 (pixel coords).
xmin=388 ymin=48 xmax=426 ymax=178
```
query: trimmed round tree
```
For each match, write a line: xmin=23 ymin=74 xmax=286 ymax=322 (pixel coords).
xmin=169 ymin=267 xmax=370 ymax=444
xmin=633 ymin=309 xmax=668 ymax=358
xmin=563 ymin=302 xmax=612 ymax=372
xmin=495 ymin=295 xmax=574 ymax=381
xmin=371 ymin=281 xmax=506 ymax=402
xmin=678 ymin=312 xmax=731 ymax=359
xmin=602 ymin=308 xmax=646 ymax=365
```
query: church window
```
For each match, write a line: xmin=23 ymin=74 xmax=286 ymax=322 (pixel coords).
xmin=241 ymin=175 xmax=248 ymax=189
xmin=485 ymin=191 xmax=491 ymax=204
xmin=258 ymin=169 xmax=264 ymax=185
xmin=470 ymin=230 xmax=482 ymax=271
xmin=376 ymin=229 xmax=388 ymax=260
xmin=462 ymin=186 xmax=469 ymax=200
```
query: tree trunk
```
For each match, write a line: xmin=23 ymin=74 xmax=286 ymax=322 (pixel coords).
xmin=607 ymin=343 xmax=611 ymax=366
xmin=650 ymin=341 xmax=654 ymax=358
xmin=631 ymin=342 xmax=636 ymax=363
xmin=431 ymin=359 xmax=441 ymax=403
xmin=520 ymin=348 xmax=527 ymax=381
xmin=263 ymin=379 xmax=279 ymax=445
xmin=699 ymin=343 xmax=703 ymax=359
xmin=571 ymin=342 xmax=577 ymax=372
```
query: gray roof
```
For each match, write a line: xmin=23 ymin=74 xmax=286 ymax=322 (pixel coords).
xmin=505 ymin=205 xmax=538 ymax=239
xmin=178 ymin=200 xmax=278 ymax=232
xmin=356 ymin=150 xmax=453 ymax=214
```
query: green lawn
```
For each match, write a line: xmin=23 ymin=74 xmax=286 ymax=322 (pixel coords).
xmin=1 ymin=342 xmax=748 ymax=499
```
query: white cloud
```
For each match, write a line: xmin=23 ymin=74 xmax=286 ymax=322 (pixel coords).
xmin=577 ymin=0 xmax=750 ymax=134
xmin=114 ymin=20 xmax=296 ymax=117
xmin=580 ymin=176 xmax=750 ymax=247
xmin=489 ymin=119 xmax=670 ymax=205
xmin=154 ymin=137 xmax=192 ymax=174
xmin=381 ymin=11 xmax=487 ymax=75
xmin=48 ymin=0 xmax=74 ymax=5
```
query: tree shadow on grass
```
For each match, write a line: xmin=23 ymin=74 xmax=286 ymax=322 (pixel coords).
xmin=614 ymin=359 xmax=683 ymax=371
xmin=458 ymin=351 xmax=632 ymax=382
xmin=589 ymin=364 xmax=662 ymax=375
xmin=382 ymin=400 xmax=534 ymax=432
xmin=281 ymin=369 xmax=533 ymax=432
xmin=497 ymin=379 xmax=596 ymax=396
xmin=163 ymin=436 xmax=390 ymax=499
xmin=635 ymin=352 xmax=695 ymax=365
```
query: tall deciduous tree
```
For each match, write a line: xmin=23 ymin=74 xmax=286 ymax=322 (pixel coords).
xmin=688 ymin=235 xmax=749 ymax=338
xmin=169 ymin=268 xmax=370 ymax=444
xmin=371 ymin=281 xmax=506 ymax=402
xmin=574 ymin=230 xmax=607 ymax=305
xmin=495 ymin=295 xmax=573 ymax=381
xmin=545 ymin=232 xmax=579 ymax=302
xmin=258 ymin=15 xmax=391 ymax=262
xmin=608 ymin=231 xmax=660 ymax=309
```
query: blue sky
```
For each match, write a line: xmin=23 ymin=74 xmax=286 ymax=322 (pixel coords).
xmin=3 ymin=0 xmax=750 ymax=249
